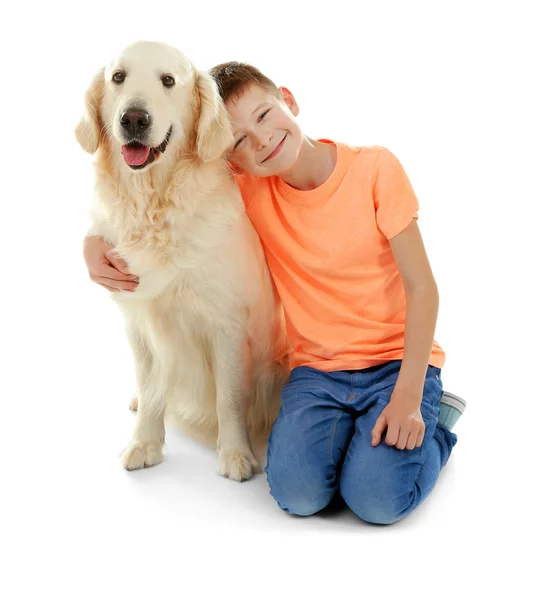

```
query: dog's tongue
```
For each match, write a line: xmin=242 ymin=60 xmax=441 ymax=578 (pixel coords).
xmin=122 ymin=144 xmax=151 ymax=166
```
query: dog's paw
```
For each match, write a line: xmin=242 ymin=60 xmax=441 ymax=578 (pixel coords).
xmin=217 ymin=447 xmax=262 ymax=482
xmin=122 ymin=441 xmax=163 ymax=471
xmin=129 ymin=397 xmax=139 ymax=411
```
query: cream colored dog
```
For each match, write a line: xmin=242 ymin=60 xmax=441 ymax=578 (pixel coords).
xmin=75 ymin=40 xmax=288 ymax=481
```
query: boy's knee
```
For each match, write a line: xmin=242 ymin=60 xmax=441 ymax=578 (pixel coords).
xmin=265 ymin=461 xmax=335 ymax=517
xmin=341 ymin=489 xmax=405 ymax=525
xmin=339 ymin=466 xmax=414 ymax=525
xmin=272 ymin=491 xmax=332 ymax=517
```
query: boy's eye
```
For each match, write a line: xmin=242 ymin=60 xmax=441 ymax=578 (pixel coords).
xmin=233 ymin=136 xmax=245 ymax=150
xmin=259 ymin=109 xmax=270 ymax=121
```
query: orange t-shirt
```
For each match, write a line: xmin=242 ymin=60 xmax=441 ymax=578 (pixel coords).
xmin=236 ymin=141 xmax=446 ymax=372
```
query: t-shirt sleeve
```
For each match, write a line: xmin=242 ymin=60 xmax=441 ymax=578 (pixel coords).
xmin=372 ymin=148 xmax=420 ymax=240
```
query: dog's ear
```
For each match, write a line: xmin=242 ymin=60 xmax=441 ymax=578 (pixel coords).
xmin=194 ymin=70 xmax=233 ymax=162
xmin=75 ymin=67 xmax=105 ymax=154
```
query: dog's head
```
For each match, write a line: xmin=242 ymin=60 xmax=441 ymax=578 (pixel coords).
xmin=75 ymin=40 xmax=232 ymax=169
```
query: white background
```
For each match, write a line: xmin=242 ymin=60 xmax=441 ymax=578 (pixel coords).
xmin=1 ymin=1 xmax=537 ymax=598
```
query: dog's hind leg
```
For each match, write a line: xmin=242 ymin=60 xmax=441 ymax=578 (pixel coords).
xmin=121 ymin=329 xmax=166 ymax=471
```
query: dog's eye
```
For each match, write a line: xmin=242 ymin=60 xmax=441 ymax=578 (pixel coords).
xmin=162 ymin=75 xmax=175 ymax=88
xmin=112 ymin=71 xmax=126 ymax=84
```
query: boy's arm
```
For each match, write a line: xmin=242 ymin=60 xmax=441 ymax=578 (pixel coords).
xmin=389 ymin=218 xmax=439 ymax=398
xmin=371 ymin=218 xmax=439 ymax=450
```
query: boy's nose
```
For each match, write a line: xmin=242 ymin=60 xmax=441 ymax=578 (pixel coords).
xmin=256 ymin=132 xmax=272 ymax=149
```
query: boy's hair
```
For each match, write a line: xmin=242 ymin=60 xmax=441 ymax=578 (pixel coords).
xmin=209 ymin=61 xmax=280 ymax=104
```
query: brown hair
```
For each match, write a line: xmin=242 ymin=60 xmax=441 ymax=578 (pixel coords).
xmin=209 ymin=61 xmax=280 ymax=104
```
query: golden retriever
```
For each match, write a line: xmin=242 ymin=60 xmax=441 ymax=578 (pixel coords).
xmin=75 ymin=40 xmax=288 ymax=481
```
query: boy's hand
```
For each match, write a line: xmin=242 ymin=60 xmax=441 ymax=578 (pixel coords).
xmin=83 ymin=235 xmax=139 ymax=293
xmin=371 ymin=389 xmax=425 ymax=450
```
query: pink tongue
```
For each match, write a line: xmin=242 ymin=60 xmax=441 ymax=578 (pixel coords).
xmin=122 ymin=145 xmax=151 ymax=166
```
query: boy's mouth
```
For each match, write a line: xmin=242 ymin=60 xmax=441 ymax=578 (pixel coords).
xmin=262 ymin=133 xmax=287 ymax=163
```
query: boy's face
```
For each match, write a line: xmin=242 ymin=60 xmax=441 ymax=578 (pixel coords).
xmin=225 ymin=84 xmax=303 ymax=177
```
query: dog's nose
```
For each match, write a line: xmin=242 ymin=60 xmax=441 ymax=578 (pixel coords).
xmin=120 ymin=109 xmax=151 ymax=135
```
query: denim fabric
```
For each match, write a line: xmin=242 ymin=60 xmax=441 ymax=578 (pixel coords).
xmin=265 ymin=360 xmax=457 ymax=524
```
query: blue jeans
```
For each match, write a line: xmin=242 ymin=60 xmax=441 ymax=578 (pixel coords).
xmin=265 ymin=360 xmax=457 ymax=524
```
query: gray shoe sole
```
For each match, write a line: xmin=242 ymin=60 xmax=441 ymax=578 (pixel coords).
xmin=441 ymin=391 xmax=466 ymax=414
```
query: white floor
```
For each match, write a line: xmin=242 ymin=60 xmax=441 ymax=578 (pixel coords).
xmin=4 ymin=283 xmax=535 ymax=599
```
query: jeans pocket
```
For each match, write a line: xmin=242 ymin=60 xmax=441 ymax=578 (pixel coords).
xmin=421 ymin=390 xmax=442 ymax=425
xmin=420 ymin=398 xmax=438 ymax=423
xmin=427 ymin=364 xmax=443 ymax=388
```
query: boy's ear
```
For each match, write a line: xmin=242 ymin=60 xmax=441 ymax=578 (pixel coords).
xmin=75 ymin=67 xmax=105 ymax=154
xmin=195 ymin=70 xmax=234 ymax=162
xmin=226 ymin=160 xmax=244 ymax=175
xmin=279 ymin=86 xmax=299 ymax=116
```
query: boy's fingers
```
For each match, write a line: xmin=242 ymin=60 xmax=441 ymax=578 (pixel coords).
xmin=94 ymin=276 xmax=138 ymax=291
xmin=396 ymin=427 xmax=410 ymax=450
xmin=96 ymin=262 xmax=139 ymax=282
xmin=405 ymin=430 xmax=418 ymax=450
xmin=384 ymin=422 xmax=399 ymax=447
xmin=105 ymin=251 xmax=132 ymax=275
xmin=371 ymin=414 xmax=387 ymax=446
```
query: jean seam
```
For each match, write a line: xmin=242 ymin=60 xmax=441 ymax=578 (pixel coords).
xmin=328 ymin=409 xmax=345 ymax=466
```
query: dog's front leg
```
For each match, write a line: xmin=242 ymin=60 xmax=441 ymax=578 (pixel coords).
xmin=211 ymin=327 xmax=261 ymax=482
xmin=121 ymin=329 xmax=166 ymax=471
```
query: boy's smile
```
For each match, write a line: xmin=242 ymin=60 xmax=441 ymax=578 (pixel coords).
xmin=261 ymin=132 xmax=287 ymax=163
xmin=225 ymin=84 xmax=302 ymax=177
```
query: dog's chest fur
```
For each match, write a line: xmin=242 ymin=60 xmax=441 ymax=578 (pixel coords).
xmin=90 ymin=152 xmax=254 ymax=320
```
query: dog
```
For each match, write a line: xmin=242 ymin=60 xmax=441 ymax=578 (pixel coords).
xmin=75 ymin=40 xmax=289 ymax=481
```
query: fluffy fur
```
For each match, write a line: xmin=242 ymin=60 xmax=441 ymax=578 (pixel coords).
xmin=75 ymin=41 xmax=289 ymax=481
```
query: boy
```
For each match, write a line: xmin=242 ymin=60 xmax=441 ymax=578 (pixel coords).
xmin=83 ymin=62 xmax=465 ymax=525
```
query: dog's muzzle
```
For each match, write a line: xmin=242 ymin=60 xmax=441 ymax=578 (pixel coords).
xmin=120 ymin=123 xmax=173 ymax=170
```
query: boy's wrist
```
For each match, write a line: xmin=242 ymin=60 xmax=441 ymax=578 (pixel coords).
xmin=394 ymin=365 xmax=428 ymax=401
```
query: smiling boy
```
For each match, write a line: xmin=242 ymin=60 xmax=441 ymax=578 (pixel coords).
xmin=209 ymin=61 xmax=465 ymax=523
